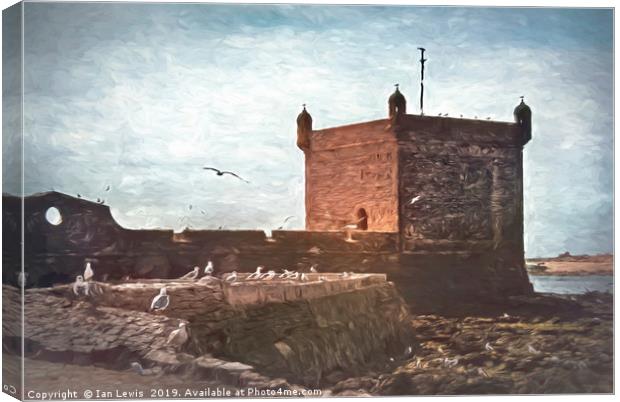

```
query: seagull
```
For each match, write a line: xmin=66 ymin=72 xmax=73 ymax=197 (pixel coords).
xmin=130 ymin=362 xmax=147 ymax=376
xmin=300 ymin=273 xmax=308 ymax=281
xmin=340 ymin=272 xmax=349 ymax=278
xmin=279 ymin=269 xmax=293 ymax=279
xmin=150 ymin=287 xmax=170 ymax=312
xmin=485 ymin=342 xmax=494 ymax=352
xmin=247 ymin=266 xmax=264 ymax=280
xmin=77 ymin=193 xmax=82 ymax=198
xmin=527 ymin=344 xmax=540 ymax=354
xmin=410 ymin=195 xmax=422 ymax=205
xmin=277 ymin=215 xmax=296 ymax=229
xmin=166 ymin=322 xmax=189 ymax=349
xmin=96 ymin=198 xmax=101 ymax=203
xmin=486 ymin=117 xmax=491 ymax=120
xmin=203 ymin=167 xmax=249 ymax=183
xmin=104 ymin=185 xmax=110 ymax=191
xmin=178 ymin=266 xmax=200 ymax=280
xmin=72 ymin=275 xmax=88 ymax=296
xmin=502 ymin=313 xmax=510 ymax=318
xmin=84 ymin=262 xmax=94 ymax=281
xmin=444 ymin=113 xmax=449 ymax=117
xmin=225 ymin=271 xmax=238 ymax=282
xmin=287 ymin=271 xmax=300 ymax=280
xmin=310 ymin=264 xmax=318 ymax=273
xmin=443 ymin=357 xmax=459 ymax=368
xmin=204 ymin=261 xmax=214 ymax=276
xmin=260 ymin=270 xmax=276 ymax=280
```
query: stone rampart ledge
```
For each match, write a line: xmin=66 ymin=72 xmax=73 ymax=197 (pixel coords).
xmin=223 ymin=273 xmax=387 ymax=306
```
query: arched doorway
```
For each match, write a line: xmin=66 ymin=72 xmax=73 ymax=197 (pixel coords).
xmin=356 ymin=208 xmax=368 ymax=231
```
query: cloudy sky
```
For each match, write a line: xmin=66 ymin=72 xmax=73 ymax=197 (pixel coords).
xmin=3 ymin=4 xmax=613 ymax=257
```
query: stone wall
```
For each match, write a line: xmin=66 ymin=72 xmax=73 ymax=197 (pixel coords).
xmin=394 ymin=115 xmax=532 ymax=299
xmin=4 ymin=275 xmax=413 ymax=387
xmin=304 ymin=119 xmax=399 ymax=232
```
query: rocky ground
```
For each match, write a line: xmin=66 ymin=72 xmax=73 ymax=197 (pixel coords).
xmin=328 ymin=291 xmax=613 ymax=395
xmin=5 ymin=288 xmax=613 ymax=397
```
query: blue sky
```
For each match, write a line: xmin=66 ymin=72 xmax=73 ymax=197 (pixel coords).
xmin=3 ymin=4 xmax=613 ymax=257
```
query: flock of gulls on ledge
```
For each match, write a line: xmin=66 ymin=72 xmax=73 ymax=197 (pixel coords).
xmin=70 ymin=260 xmax=356 ymax=315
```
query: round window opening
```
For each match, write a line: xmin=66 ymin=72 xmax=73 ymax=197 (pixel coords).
xmin=45 ymin=207 xmax=62 ymax=226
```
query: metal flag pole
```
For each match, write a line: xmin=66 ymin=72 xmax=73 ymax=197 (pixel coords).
xmin=417 ymin=47 xmax=427 ymax=115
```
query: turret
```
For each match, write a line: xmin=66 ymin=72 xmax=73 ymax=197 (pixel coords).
xmin=514 ymin=96 xmax=532 ymax=145
xmin=388 ymin=84 xmax=407 ymax=118
xmin=296 ymin=104 xmax=312 ymax=151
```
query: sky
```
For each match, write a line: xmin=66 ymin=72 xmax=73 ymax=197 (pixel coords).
xmin=2 ymin=3 xmax=613 ymax=257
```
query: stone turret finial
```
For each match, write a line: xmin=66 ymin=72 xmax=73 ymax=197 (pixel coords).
xmin=514 ymin=96 xmax=532 ymax=144
xmin=296 ymin=104 xmax=313 ymax=151
xmin=388 ymin=84 xmax=407 ymax=118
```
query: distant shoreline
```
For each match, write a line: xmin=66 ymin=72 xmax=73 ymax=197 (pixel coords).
xmin=526 ymin=253 xmax=613 ymax=276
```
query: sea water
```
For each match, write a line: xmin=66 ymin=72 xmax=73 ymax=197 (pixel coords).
xmin=529 ymin=275 xmax=613 ymax=294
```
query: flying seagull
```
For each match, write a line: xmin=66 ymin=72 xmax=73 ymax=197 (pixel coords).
xmin=166 ymin=322 xmax=189 ymax=349
xmin=104 ymin=185 xmax=110 ymax=192
xmin=277 ymin=215 xmax=296 ymax=229
xmin=178 ymin=267 xmax=200 ymax=280
xmin=203 ymin=167 xmax=249 ymax=183
xmin=410 ymin=195 xmax=422 ymax=205
xmin=84 ymin=262 xmax=94 ymax=281
xmin=150 ymin=287 xmax=170 ymax=311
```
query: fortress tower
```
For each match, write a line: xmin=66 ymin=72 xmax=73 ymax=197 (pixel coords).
xmin=297 ymin=87 xmax=533 ymax=302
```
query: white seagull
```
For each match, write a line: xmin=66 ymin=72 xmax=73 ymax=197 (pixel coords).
xmin=84 ymin=262 xmax=94 ymax=281
xmin=204 ymin=261 xmax=214 ymax=276
xmin=225 ymin=271 xmax=238 ymax=282
xmin=150 ymin=287 xmax=170 ymax=312
xmin=179 ymin=266 xmax=200 ymax=280
xmin=279 ymin=269 xmax=293 ymax=279
xmin=300 ymin=273 xmax=309 ymax=281
xmin=310 ymin=265 xmax=318 ymax=273
xmin=72 ymin=275 xmax=89 ymax=296
xmin=166 ymin=322 xmax=189 ymax=349
xmin=260 ymin=270 xmax=276 ymax=280
xmin=247 ymin=266 xmax=264 ymax=280
xmin=410 ymin=195 xmax=422 ymax=205
xmin=484 ymin=342 xmax=494 ymax=352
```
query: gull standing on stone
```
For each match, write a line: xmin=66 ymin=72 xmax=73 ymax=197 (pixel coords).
xmin=279 ymin=269 xmax=292 ymax=279
xmin=84 ymin=262 xmax=94 ymax=281
xmin=247 ymin=266 xmax=264 ymax=280
xmin=204 ymin=261 xmax=214 ymax=276
xmin=225 ymin=271 xmax=238 ymax=282
xmin=179 ymin=266 xmax=200 ymax=280
xmin=166 ymin=322 xmax=189 ymax=349
xmin=150 ymin=287 xmax=170 ymax=312
xmin=72 ymin=275 xmax=89 ymax=296
xmin=260 ymin=270 xmax=276 ymax=280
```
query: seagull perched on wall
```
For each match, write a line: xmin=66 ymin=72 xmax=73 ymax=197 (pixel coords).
xmin=203 ymin=167 xmax=250 ymax=183
xmin=247 ymin=266 xmax=264 ymax=280
xmin=204 ymin=261 xmax=214 ymax=276
xmin=150 ymin=287 xmax=170 ymax=312
xmin=300 ymin=273 xmax=309 ymax=282
xmin=279 ymin=269 xmax=292 ymax=279
xmin=260 ymin=270 xmax=276 ymax=280
xmin=225 ymin=271 xmax=238 ymax=282
xmin=178 ymin=267 xmax=200 ymax=280
xmin=166 ymin=322 xmax=189 ymax=349
xmin=72 ymin=275 xmax=89 ymax=296
xmin=310 ymin=264 xmax=318 ymax=273
xmin=84 ymin=262 xmax=94 ymax=281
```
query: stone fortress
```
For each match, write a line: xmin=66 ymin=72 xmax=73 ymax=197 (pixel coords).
xmin=3 ymin=86 xmax=534 ymax=311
